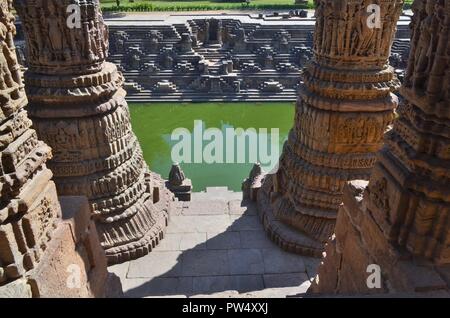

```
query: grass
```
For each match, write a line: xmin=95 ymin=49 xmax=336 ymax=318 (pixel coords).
xmin=101 ymin=0 xmax=414 ymax=13
xmin=100 ymin=0 xmax=314 ymax=12
xmin=404 ymin=0 xmax=413 ymax=9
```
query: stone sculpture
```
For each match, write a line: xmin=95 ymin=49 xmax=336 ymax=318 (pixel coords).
xmin=0 ymin=0 xmax=114 ymax=297
xmin=253 ymin=0 xmax=405 ymax=257
xmin=15 ymin=0 xmax=174 ymax=265
xmin=242 ymin=163 xmax=264 ymax=201
xmin=310 ymin=0 xmax=450 ymax=295
xmin=167 ymin=163 xmax=192 ymax=202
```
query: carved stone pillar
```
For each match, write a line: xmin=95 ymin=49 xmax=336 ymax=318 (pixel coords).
xmin=310 ymin=0 xmax=450 ymax=296
xmin=0 ymin=0 xmax=112 ymax=297
xmin=14 ymin=0 xmax=174 ymax=265
xmin=255 ymin=0 xmax=404 ymax=256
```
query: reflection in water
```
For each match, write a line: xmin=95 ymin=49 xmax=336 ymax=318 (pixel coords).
xmin=130 ymin=102 xmax=294 ymax=192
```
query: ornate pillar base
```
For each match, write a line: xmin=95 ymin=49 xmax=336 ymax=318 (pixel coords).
xmin=98 ymin=172 xmax=172 ymax=265
xmin=257 ymin=178 xmax=325 ymax=257
xmin=0 ymin=193 xmax=121 ymax=298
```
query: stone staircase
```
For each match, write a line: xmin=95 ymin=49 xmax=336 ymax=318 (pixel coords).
xmin=108 ymin=187 xmax=319 ymax=298
xmin=195 ymin=48 xmax=226 ymax=75
xmin=124 ymin=81 xmax=150 ymax=95
xmin=102 ymin=16 xmax=411 ymax=103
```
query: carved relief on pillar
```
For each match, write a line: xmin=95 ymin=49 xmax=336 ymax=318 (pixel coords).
xmin=14 ymin=0 xmax=109 ymax=75
xmin=1 ymin=0 xmax=59 ymax=286
xmin=255 ymin=0 xmax=404 ymax=257
xmin=311 ymin=0 xmax=450 ymax=295
xmin=314 ymin=0 xmax=404 ymax=66
xmin=15 ymin=0 xmax=174 ymax=265
xmin=369 ymin=0 xmax=450 ymax=264
xmin=1 ymin=0 xmax=113 ymax=297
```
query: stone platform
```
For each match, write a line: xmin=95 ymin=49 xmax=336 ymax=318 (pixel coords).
xmin=109 ymin=187 xmax=318 ymax=298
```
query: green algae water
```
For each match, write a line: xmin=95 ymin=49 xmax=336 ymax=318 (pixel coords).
xmin=129 ymin=102 xmax=295 ymax=192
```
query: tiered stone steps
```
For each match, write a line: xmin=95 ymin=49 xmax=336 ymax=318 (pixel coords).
xmin=103 ymin=15 xmax=411 ymax=103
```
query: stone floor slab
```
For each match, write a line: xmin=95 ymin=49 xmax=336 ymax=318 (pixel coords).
xmin=206 ymin=231 xmax=241 ymax=250
xmin=182 ymin=200 xmax=229 ymax=216
xmin=240 ymin=230 xmax=278 ymax=249
xmin=192 ymin=189 xmax=242 ymax=202
xmin=154 ymin=233 xmax=181 ymax=251
xmin=243 ymin=283 xmax=311 ymax=298
xmin=228 ymin=200 xmax=257 ymax=216
xmin=263 ymin=273 xmax=309 ymax=288
xmin=182 ymin=250 xmax=230 ymax=277
xmin=128 ymin=251 xmax=183 ymax=278
xmin=168 ymin=215 xmax=232 ymax=234
xmin=262 ymin=248 xmax=306 ymax=274
xmin=166 ymin=216 xmax=195 ymax=234
xmin=109 ymin=261 xmax=130 ymax=279
xmin=229 ymin=215 xmax=262 ymax=231
xmin=179 ymin=232 xmax=208 ymax=250
xmin=112 ymin=189 xmax=318 ymax=298
xmin=192 ymin=275 xmax=264 ymax=294
xmin=123 ymin=277 xmax=193 ymax=298
xmin=228 ymin=249 xmax=265 ymax=275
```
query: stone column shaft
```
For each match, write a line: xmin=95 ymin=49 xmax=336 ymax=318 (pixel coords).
xmin=15 ymin=0 xmax=174 ymax=265
xmin=256 ymin=0 xmax=404 ymax=256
